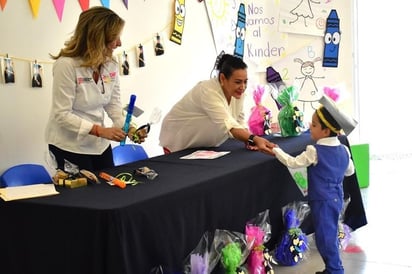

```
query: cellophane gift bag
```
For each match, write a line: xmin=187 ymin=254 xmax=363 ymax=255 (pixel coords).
xmin=277 ymin=86 xmax=305 ymax=137
xmin=213 ymin=229 xmax=254 ymax=274
xmin=248 ymin=85 xmax=271 ymax=136
xmin=245 ymin=209 xmax=276 ymax=274
xmin=273 ymin=201 xmax=310 ymax=266
xmin=183 ymin=231 xmax=220 ymax=274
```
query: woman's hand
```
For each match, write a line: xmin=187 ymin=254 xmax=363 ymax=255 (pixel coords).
xmin=245 ymin=143 xmax=259 ymax=151
xmin=95 ymin=126 xmax=127 ymax=142
xmin=252 ymin=136 xmax=277 ymax=156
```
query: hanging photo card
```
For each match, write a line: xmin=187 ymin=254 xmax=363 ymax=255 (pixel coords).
xmin=1 ymin=57 xmax=16 ymax=84
xmin=118 ymin=51 xmax=130 ymax=76
xmin=135 ymin=43 xmax=145 ymax=68
xmin=30 ymin=60 xmax=44 ymax=88
xmin=153 ymin=33 xmax=165 ymax=56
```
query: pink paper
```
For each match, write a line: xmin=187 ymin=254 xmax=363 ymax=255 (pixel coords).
xmin=52 ymin=0 xmax=65 ymax=22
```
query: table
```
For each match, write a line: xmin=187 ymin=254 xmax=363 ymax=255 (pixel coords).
xmin=0 ymin=132 xmax=367 ymax=274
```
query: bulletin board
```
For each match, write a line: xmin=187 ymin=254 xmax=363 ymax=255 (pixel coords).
xmin=205 ymin=0 xmax=357 ymax=121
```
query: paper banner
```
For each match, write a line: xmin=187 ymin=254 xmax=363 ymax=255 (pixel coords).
xmin=52 ymin=0 xmax=65 ymax=22
xmin=288 ymin=167 xmax=308 ymax=196
xmin=123 ymin=0 xmax=128 ymax=9
xmin=0 ymin=0 xmax=7 ymax=11
xmin=78 ymin=0 xmax=89 ymax=11
xmin=29 ymin=0 xmax=41 ymax=18
xmin=100 ymin=0 xmax=109 ymax=8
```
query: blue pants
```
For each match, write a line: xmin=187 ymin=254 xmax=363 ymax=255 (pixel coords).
xmin=310 ymin=199 xmax=344 ymax=274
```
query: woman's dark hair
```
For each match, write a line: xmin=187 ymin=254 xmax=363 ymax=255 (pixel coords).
xmin=216 ymin=54 xmax=247 ymax=79
xmin=316 ymin=106 xmax=341 ymax=137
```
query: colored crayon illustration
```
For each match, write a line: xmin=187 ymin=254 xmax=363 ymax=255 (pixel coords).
xmin=266 ymin=66 xmax=286 ymax=110
xmin=233 ymin=3 xmax=246 ymax=59
xmin=322 ymin=9 xmax=341 ymax=67
xmin=170 ymin=0 xmax=186 ymax=45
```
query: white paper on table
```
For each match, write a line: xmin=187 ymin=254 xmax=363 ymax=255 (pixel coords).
xmin=0 ymin=184 xmax=59 ymax=201
xmin=180 ymin=150 xmax=230 ymax=160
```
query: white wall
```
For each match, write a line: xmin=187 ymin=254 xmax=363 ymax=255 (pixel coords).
xmin=357 ymin=0 xmax=412 ymax=155
xmin=0 ymin=1 xmax=218 ymax=173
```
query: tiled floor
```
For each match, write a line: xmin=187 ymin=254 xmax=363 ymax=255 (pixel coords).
xmin=273 ymin=155 xmax=412 ymax=274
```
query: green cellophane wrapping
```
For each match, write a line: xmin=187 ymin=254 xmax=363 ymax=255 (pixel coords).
xmin=277 ymin=86 xmax=302 ymax=137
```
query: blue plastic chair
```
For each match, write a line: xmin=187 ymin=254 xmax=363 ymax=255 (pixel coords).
xmin=0 ymin=164 xmax=53 ymax=188
xmin=112 ymin=144 xmax=149 ymax=166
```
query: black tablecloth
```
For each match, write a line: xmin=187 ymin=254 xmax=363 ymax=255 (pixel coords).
xmin=0 ymin=132 xmax=367 ymax=274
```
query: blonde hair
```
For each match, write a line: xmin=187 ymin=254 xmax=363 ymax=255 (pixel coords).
xmin=50 ymin=6 xmax=125 ymax=68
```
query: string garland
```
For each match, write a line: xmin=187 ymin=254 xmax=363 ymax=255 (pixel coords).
xmin=0 ymin=23 xmax=171 ymax=84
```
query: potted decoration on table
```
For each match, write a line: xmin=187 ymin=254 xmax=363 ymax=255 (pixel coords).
xmin=276 ymin=86 xmax=305 ymax=137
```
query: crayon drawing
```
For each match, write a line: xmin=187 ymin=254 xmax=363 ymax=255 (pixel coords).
xmin=278 ymin=0 xmax=332 ymax=36
xmin=267 ymin=39 xmax=353 ymax=122
xmin=294 ymin=56 xmax=324 ymax=112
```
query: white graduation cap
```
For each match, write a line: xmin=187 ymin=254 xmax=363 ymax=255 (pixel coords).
xmin=318 ymin=95 xmax=358 ymax=135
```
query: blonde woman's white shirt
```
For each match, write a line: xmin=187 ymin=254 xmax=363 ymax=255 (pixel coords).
xmin=159 ymin=77 xmax=246 ymax=152
xmin=45 ymin=57 xmax=124 ymax=154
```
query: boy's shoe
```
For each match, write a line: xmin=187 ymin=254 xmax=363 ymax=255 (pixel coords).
xmin=315 ymin=271 xmax=328 ymax=274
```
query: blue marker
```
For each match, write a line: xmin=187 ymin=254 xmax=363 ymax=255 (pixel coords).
xmin=120 ymin=94 xmax=136 ymax=146
xmin=322 ymin=9 xmax=341 ymax=67
xmin=234 ymin=3 xmax=246 ymax=59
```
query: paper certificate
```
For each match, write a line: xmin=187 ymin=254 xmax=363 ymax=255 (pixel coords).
xmin=0 ymin=184 xmax=59 ymax=201
xmin=180 ymin=150 xmax=230 ymax=160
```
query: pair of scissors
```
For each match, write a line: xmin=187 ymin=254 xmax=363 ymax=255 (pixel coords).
xmin=132 ymin=107 xmax=162 ymax=143
xmin=137 ymin=123 xmax=150 ymax=134
xmin=132 ymin=123 xmax=150 ymax=143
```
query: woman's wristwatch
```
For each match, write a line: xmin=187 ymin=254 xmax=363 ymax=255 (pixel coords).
xmin=247 ymin=134 xmax=256 ymax=146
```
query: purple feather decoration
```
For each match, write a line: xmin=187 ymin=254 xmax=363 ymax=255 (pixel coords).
xmin=190 ymin=252 xmax=209 ymax=274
